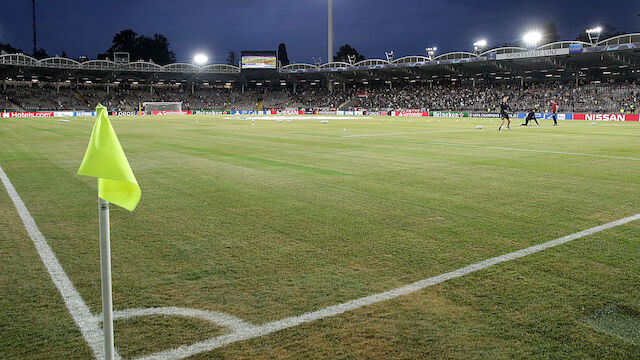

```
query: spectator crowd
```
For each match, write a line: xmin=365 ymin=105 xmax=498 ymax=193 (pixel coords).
xmin=1 ymin=80 xmax=638 ymax=114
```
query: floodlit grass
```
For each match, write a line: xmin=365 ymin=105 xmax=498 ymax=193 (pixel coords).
xmin=113 ymin=316 xmax=226 ymax=359
xmin=1 ymin=114 xmax=639 ymax=359
xmin=583 ymin=304 xmax=640 ymax=345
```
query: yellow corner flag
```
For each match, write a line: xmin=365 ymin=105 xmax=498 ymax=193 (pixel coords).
xmin=78 ymin=104 xmax=140 ymax=211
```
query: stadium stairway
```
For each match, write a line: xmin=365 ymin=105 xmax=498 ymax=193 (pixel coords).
xmin=74 ymin=91 xmax=88 ymax=106
xmin=338 ymin=95 xmax=359 ymax=110
xmin=2 ymin=95 xmax=24 ymax=111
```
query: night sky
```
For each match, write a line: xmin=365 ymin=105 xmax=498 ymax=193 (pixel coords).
xmin=0 ymin=0 xmax=638 ymax=64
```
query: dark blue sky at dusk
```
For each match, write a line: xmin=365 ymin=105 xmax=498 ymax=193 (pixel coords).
xmin=0 ymin=0 xmax=638 ymax=63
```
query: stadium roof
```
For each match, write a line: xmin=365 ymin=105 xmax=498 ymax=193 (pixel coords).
xmin=1 ymin=34 xmax=638 ymax=85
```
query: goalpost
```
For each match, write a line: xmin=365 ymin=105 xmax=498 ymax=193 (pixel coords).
xmin=143 ymin=102 xmax=182 ymax=112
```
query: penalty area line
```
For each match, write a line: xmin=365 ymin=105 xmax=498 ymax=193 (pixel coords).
xmin=138 ymin=213 xmax=640 ymax=360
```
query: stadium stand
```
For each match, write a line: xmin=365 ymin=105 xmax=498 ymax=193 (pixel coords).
xmin=0 ymin=33 xmax=639 ymax=113
xmin=0 ymin=81 xmax=637 ymax=113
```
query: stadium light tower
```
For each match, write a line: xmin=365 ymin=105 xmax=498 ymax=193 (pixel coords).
xmin=426 ymin=47 xmax=437 ymax=60
xmin=385 ymin=51 xmax=394 ymax=62
xmin=523 ymin=31 xmax=542 ymax=49
xmin=473 ymin=39 xmax=487 ymax=53
xmin=32 ymin=0 xmax=37 ymax=55
xmin=586 ymin=27 xmax=602 ymax=45
xmin=328 ymin=0 xmax=334 ymax=63
xmin=193 ymin=54 xmax=208 ymax=65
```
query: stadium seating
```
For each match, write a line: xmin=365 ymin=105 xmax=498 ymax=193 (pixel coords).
xmin=0 ymin=80 xmax=637 ymax=113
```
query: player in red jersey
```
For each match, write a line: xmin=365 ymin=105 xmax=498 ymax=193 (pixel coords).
xmin=551 ymin=101 xmax=558 ymax=126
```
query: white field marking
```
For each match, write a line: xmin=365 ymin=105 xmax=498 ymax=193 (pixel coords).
xmin=137 ymin=213 xmax=640 ymax=360
xmin=350 ymin=137 xmax=640 ymax=161
xmin=342 ymin=129 xmax=478 ymax=138
xmin=0 ymin=165 xmax=120 ymax=360
xmin=97 ymin=307 xmax=254 ymax=333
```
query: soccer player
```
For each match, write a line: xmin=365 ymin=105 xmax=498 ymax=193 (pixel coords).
xmin=520 ymin=109 xmax=540 ymax=126
xmin=498 ymin=96 xmax=512 ymax=132
xmin=551 ymin=100 xmax=558 ymax=126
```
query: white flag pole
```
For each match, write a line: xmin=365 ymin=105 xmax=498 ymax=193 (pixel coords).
xmin=98 ymin=197 xmax=115 ymax=360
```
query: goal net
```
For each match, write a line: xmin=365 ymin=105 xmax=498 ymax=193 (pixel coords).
xmin=143 ymin=102 xmax=182 ymax=112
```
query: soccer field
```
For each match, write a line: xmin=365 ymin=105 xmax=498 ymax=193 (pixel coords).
xmin=1 ymin=114 xmax=639 ymax=359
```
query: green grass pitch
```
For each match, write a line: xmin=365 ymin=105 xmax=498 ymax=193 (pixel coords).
xmin=1 ymin=114 xmax=639 ymax=359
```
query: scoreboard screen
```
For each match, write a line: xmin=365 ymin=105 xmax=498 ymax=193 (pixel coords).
xmin=241 ymin=51 xmax=277 ymax=69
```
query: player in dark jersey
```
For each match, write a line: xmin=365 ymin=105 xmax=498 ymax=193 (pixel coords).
xmin=551 ymin=100 xmax=558 ymax=126
xmin=498 ymin=96 xmax=512 ymax=132
xmin=520 ymin=109 xmax=540 ymax=126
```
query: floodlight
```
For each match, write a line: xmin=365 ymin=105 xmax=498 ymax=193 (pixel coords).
xmin=523 ymin=31 xmax=542 ymax=46
xmin=473 ymin=39 xmax=487 ymax=52
xmin=473 ymin=40 xmax=487 ymax=48
xmin=586 ymin=27 xmax=602 ymax=34
xmin=586 ymin=26 xmax=603 ymax=45
xmin=193 ymin=54 xmax=208 ymax=65
xmin=425 ymin=47 xmax=438 ymax=59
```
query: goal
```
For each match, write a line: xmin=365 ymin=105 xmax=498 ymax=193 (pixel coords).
xmin=143 ymin=102 xmax=182 ymax=112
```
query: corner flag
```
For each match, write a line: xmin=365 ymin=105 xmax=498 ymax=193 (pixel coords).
xmin=78 ymin=104 xmax=140 ymax=211
xmin=77 ymin=104 xmax=140 ymax=359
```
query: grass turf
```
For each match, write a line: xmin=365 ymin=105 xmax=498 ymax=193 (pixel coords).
xmin=0 ymin=114 xmax=639 ymax=359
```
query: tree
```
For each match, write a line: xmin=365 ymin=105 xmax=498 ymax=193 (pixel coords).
xmin=32 ymin=48 xmax=49 ymax=59
xmin=0 ymin=42 xmax=23 ymax=54
xmin=575 ymin=23 xmax=624 ymax=43
xmin=136 ymin=33 xmax=175 ymax=64
xmin=98 ymin=29 xmax=176 ymax=64
xmin=277 ymin=43 xmax=290 ymax=66
xmin=334 ymin=44 xmax=365 ymax=63
xmin=226 ymin=51 xmax=237 ymax=66
xmin=61 ymin=51 xmax=68 ymax=58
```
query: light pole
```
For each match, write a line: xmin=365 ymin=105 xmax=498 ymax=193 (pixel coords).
xmin=328 ymin=0 xmax=334 ymax=63
xmin=32 ymin=0 xmax=37 ymax=55
xmin=426 ymin=47 xmax=437 ymax=60
xmin=385 ymin=51 xmax=394 ymax=62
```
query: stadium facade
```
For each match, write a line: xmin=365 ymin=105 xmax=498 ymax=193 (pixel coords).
xmin=1 ymin=34 xmax=639 ymax=89
xmin=0 ymin=33 xmax=639 ymax=121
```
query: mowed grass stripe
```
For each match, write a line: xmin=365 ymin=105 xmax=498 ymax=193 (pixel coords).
xmin=156 ymin=142 xmax=346 ymax=176
xmin=3 ymin=116 xmax=636 ymax=310
xmin=1 ymin=115 xmax=639 ymax=359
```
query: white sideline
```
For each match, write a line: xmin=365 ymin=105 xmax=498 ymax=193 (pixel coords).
xmin=0 ymin=166 xmax=120 ymax=360
xmin=350 ymin=137 xmax=640 ymax=161
xmin=137 ymin=214 xmax=640 ymax=360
